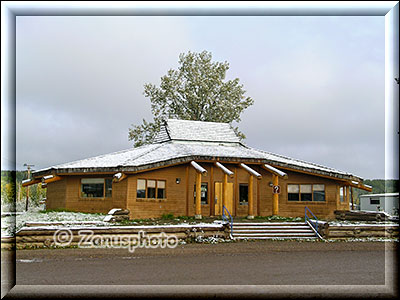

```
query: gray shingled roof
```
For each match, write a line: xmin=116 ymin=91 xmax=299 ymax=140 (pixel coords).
xmin=33 ymin=119 xmax=362 ymax=181
xmin=153 ymin=119 xmax=240 ymax=144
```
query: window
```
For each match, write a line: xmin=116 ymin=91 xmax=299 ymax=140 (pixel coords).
xmin=288 ymin=184 xmax=300 ymax=201
xmin=288 ymin=184 xmax=325 ymax=202
xmin=81 ymin=178 xmax=112 ymax=198
xmin=194 ymin=183 xmax=208 ymax=204
xmin=147 ymin=180 xmax=156 ymax=198
xmin=157 ymin=180 xmax=166 ymax=199
xmin=239 ymin=184 xmax=248 ymax=205
xmin=136 ymin=179 xmax=166 ymax=199
xmin=313 ymin=184 xmax=325 ymax=202
xmin=370 ymin=198 xmax=380 ymax=205
xmin=340 ymin=187 xmax=344 ymax=202
xmin=105 ymin=178 xmax=112 ymax=197
xmin=300 ymin=185 xmax=312 ymax=201
xmin=137 ymin=179 xmax=146 ymax=198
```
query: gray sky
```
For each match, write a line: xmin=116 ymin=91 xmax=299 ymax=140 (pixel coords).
xmin=14 ymin=16 xmax=386 ymax=179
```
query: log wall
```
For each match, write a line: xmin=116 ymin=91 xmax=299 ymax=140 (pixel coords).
xmin=45 ymin=162 xmax=350 ymax=219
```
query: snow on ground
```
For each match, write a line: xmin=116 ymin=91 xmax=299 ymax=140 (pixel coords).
xmin=1 ymin=203 xmax=107 ymax=237
xmin=327 ymin=237 xmax=398 ymax=242
xmin=328 ymin=220 xmax=398 ymax=226
xmin=1 ymin=201 xmax=221 ymax=237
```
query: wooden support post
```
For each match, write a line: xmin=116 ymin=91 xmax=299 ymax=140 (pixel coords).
xmin=223 ymin=173 xmax=228 ymax=209
xmin=195 ymin=172 xmax=202 ymax=220
xmin=346 ymin=185 xmax=350 ymax=207
xmin=351 ymin=187 xmax=354 ymax=210
xmin=234 ymin=166 xmax=238 ymax=217
xmin=185 ymin=165 xmax=189 ymax=216
xmin=336 ymin=185 xmax=340 ymax=206
xmin=257 ymin=178 xmax=260 ymax=216
xmin=210 ymin=165 xmax=214 ymax=216
xmin=247 ymin=174 xmax=254 ymax=219
xmin=272 ymin=174 xmax=279 ymax=216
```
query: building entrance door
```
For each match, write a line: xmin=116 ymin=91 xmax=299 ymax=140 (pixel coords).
xmin=214 ymin=182 xmax=233 ymax=216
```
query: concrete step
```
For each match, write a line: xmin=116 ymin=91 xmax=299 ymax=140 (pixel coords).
xmin=234 ymin=229 xmax=314 ymax=234
xmin=232 ymin=226 xmax=311 ymax=230
xmin=234 ymin=236 xmax=317 ymax=240
xmin=231 ymin=221 xmax=317 ymax=240
xmin=233 ymin=232 xmax=315 ymax=237
xmin=233 ymin=222 xmax=306 ymax=226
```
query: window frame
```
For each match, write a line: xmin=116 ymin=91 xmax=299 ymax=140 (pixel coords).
xmin=340 ymin=187 xmax=344 ymax=202
xmin=370 ymin=198 xmax=380 ymax=205
xmin=136 ymin=179 xmax=147 ymax=199
xmin=193 ymin=182 xmax=209 ymax=205
xmin=80 ymin=177 xmax=113 ymax=199
xmin=136 ymin=178 xmax=167 ymax=201
xmin=286 ymin=183 xmax=326 ymax=203
xmin=239 ymin=183 xmax=249 ymax=206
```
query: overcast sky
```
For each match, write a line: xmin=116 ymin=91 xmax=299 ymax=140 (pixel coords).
xmin=13 ymin=15 xmax=386 ymax=179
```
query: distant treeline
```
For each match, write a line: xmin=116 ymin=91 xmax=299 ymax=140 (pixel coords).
xmin=1 ymin=170 xmax=46 ymax=204
xmin=352 ymin=179 xmax=399 ymax=204
xmin=1 ymin=170 xmax=28 ymax=182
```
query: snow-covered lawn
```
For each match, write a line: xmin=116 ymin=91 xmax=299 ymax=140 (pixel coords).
xmin=1 ymin=203 xmax=217 ymax=237
xmin=327 ymin=220 xmax=398 ymax=226
xmin=1 ymin=204 xmax=108 ymax=237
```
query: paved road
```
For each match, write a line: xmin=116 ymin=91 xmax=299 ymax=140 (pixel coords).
xmin=9 ymin=241 xmax=395 ymax=286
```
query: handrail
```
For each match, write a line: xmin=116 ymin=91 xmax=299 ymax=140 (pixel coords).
xmin=222 ymin=205 xmax=233 ymax=238
xmin=305 ymin=206 xmax=319 ymax=239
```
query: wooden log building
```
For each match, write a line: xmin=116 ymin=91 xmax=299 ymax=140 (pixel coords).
xmin=26 ymin=119 xmax=372 ymax=220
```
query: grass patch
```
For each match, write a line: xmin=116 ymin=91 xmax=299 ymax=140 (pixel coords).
xmin=161 ymin=213 xmax=174 ymax=220
xmin=39 ymin=208 xmax=106 ymax=215
xmin=114 ymin=215 xmax=201 ymax=226
xmin=174 ymin=215 xmax=196 ymax=221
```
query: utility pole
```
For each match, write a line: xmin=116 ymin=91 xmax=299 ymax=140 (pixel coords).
xmin=24 ymin=163 xmax=35 ymax=211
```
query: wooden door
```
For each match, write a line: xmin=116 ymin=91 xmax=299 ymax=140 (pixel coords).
xmin=214 ymin=182 xmax=233 ymax=216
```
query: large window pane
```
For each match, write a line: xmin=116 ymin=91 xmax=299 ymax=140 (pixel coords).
xmin=105 ymin=178 xmax=112 ymax=198
xmin=147 ymin=180 xmax=156 ymax=198
xmin=157 ymin=180 xmax=166 ymax=199
xmin=300 ymin=185 xmax=312 ymax=193
xmin=300 ymin=184 xmax=312 ymax=201
xmin=370 ymin=198 xmax=380 ymax=205
xmin=313 ymin=184 xmax=325 ymax=202
xmin=239 ymin=184 xmax=248 ymax=205
xmin=82 ymin=178 xmax=104 ymax=184
xmin=340 ymin=187 xmax=344 ymax=202
xmin=288 ymin=184 xmax=299 ymax=193
xmin=137 ymin=179 xmax=146 ymax=198
xmin=81 ymin=178 xmax=104 ymax=198
xmin=288 ymin=184 xmax=299 ymax=201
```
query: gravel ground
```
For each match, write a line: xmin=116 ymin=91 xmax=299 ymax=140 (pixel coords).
xmin=2 ymin=240 xmax=397 ymax=298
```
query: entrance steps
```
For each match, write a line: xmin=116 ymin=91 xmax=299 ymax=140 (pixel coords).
xmin=231 ymin=222 xmax=317 ymax=240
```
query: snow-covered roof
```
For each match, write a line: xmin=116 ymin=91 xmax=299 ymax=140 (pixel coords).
xmin=153 ymin=119 xmax=240 ymax=144
xmin=359 ymin=193 xmax=399 ymax=198
xmin=33 ymin=119 xmax=362 ymax=181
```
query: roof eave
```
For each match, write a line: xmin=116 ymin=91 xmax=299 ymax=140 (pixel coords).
xmin=32 ymin=155 xmax=358 ymax=181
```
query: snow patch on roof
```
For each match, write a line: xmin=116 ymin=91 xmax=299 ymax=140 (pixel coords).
xmin=359 ymin=193 xmax=399 ymax=198
xmin=154 ymin=119 xmax=240 ymax=144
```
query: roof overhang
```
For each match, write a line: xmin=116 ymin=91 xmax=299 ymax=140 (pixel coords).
xmin=32 ymin=155 xmax=362 ymax=182
xmin=347 ymin=180 xmax=373 ymax=192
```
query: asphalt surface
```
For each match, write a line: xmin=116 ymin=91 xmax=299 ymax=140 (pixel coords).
xmin=7 ymin=241 xmax=396 ymax=286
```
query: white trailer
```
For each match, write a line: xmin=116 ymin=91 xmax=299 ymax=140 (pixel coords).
xmin=359 ymin=193 xmax=399 ymax=216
